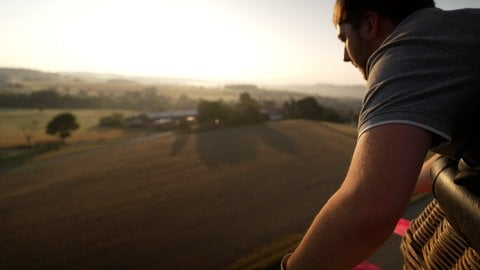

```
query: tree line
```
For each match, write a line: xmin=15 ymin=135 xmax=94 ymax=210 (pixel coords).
xmin=197 ymin=92 xmax=264 ymax=128
xmin=196 ymin=93 xmax=342 ymax=129
xmin=4 ymin=88 xmax=346 ymax=132
xmin=12 ymin=92 xmax=345 ymax=148
xmin=0 ymin=88 xmax=197 ymax=111
xmin=2 ymin=88 xmax=344 ymax=122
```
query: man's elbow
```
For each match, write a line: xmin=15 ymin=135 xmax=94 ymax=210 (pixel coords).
xmin=341 ymin=190 xmax=404 ymax=238
xmin=350 ymin=198 xmax=407 ymax=243
xmin=355 ymin=211 xmax=399 ymax=238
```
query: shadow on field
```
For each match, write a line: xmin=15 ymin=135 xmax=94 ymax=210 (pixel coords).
xmin=256 ymin=125 xmax=297 ymax=156
xmin=193 ymin=124 xmax=299 ymax=168
xmin=170 ymin=133 xmax=191 ymax=156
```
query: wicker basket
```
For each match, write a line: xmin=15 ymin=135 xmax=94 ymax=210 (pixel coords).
xmin=401 ymin=199 xmax=480 ymax=269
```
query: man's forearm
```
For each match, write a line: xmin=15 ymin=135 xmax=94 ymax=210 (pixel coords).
xmin=286 ymin=188 xmax=398 ymax=270
xmin=286 ymin=124 xmax=431 ymax=269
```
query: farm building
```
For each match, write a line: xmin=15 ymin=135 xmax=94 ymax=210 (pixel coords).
xmin=260 ymin=108 xmax=283 ymax=121
xmin=125 ymin=110 xmax=198 ymax=128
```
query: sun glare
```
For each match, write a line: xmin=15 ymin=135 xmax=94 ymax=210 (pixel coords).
xmin=1 ymin=0 xmax=364 ymax=85
xmin=31 ymin=0 xmax=263 ymax=82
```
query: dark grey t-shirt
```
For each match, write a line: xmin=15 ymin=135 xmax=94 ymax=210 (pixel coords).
xmin=359 ymin=7 xmax=480 ymax=163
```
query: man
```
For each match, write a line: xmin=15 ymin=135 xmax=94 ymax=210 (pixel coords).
xmin=283 ymin=1 xmax=480 ymax=269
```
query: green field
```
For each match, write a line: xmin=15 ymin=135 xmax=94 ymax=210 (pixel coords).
xmin=0 ymin=108 xmax=140 ymax=148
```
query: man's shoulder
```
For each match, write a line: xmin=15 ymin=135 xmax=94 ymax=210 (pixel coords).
xmin=390 ymin=7 xmax=480 ymax=44
xmin=407 ymin=7 xmax=480 ymax=24
xmin=413 ymin=7 xmax=480 ymax=16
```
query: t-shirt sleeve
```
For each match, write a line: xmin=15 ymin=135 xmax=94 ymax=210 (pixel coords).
xmin=358 ymin=41 xmax=476 ymax=148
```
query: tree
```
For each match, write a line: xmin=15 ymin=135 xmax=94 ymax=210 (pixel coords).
xmin=18 ymin=120 xmax=39 ymax=147
xmin=282 ymin=97 xmax=343 ymax=122
xmin=46 ymin=112 xmax=80 ymax=143
xmin=197 ymin=100 xmax=233 ymax=127
xmin=295 ymin=97 xmax=325 ymax=120
xmin=233 ymin=92 xmax=262 ymax=125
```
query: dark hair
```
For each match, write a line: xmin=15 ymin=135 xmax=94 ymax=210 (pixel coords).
xmin=333 ymin=0 xmax=435 ymax=27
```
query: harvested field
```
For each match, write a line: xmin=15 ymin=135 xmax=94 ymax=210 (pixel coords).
xmin=0 ymin=120 xmax=357 ymax=269
xmin=0 ymin=108 xmax=140 ymax=148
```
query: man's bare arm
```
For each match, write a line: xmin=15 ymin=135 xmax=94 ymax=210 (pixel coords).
xmin=286 ymin=124 xmax=432 ymax=270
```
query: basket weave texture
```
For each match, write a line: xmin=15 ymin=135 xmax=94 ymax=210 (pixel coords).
xmin=401 ymin=199 xmax=480 ymax=269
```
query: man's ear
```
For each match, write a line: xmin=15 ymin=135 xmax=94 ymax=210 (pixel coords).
xmin=363 ymin=11 xmax=380 ymax=38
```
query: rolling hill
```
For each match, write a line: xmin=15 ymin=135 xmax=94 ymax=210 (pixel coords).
xmin=0 ymin=68 xmax=60 ymax=82
xmin=0 ymin=120 xmax=357 ymax=270
xmin=282 ymin=83 xmax=365 ymax=99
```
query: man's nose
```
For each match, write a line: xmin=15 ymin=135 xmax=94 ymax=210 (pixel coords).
xmin=343 ymin=48 xmax=351 ymax=62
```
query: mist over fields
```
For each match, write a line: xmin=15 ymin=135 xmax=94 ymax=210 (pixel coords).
xmin=0 ymin=67 xmax=365 ymax=100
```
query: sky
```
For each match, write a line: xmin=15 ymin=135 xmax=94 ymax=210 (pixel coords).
xmin=1 ymin=0 xmax=479 ymax=86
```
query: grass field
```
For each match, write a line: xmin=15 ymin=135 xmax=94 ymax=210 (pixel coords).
xmin=0 ymin=120 xmax=359 ymax=270
xmin=0 ymin=119 xmax=430 ymax=269
xmin=0 ymin=108 xmax=140 ymax=148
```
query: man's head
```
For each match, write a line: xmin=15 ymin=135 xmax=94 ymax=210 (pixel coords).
xmin=333 ymin=0 xmax=436 ymax=79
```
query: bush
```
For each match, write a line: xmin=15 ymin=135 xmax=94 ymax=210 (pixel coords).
xmin=99 ymin=113 xmax=125 ymax=128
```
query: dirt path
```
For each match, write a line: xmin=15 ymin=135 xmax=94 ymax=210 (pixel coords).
xmin=1 ymin=120 xmax=358 ymax=269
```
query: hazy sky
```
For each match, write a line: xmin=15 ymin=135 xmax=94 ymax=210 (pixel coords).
xmin=1 ymin=0 xmax=479 ymax=86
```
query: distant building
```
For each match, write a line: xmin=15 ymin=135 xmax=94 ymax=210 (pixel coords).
xmin=126 ymin=110 xmax=198 ymax=128
xmin=260 ymin=108 xmax=283 ymax=121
